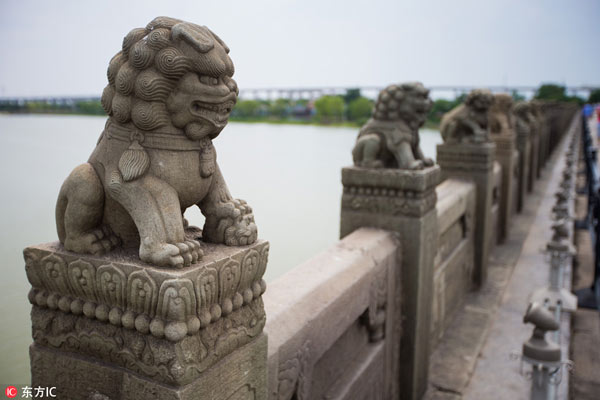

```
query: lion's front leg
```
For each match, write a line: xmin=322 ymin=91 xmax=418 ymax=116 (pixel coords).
xmin=107 ymin=170 xmax=202 ymax=268
xmin=414 ymin=143 xmax=434 ymax=167
xmin=200 ymin=164 xmax=258 ymax=246
xmin=395 ymin=141 xmax=424 ymax=170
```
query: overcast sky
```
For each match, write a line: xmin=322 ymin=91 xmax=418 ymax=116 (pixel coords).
xmin=1 ymin=0 xmax=599 ymax=97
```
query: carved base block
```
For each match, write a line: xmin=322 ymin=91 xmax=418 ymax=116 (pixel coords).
xmin=25 ymin=238 xmax=269 ymax=388
xmin=31 ymin=333 xmax=267 ymax=400
xmin=340 ymin=165 xmax=440 ymax=234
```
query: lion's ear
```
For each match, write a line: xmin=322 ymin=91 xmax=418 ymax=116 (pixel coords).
xmin=172 ymin=23 xmax=215 ymax=53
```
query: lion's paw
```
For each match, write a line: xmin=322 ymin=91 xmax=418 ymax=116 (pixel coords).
xmin=224 ymin=215 xmax=258 ymax=246
xmin=64 ymin=226 xmax=121 ymax=255
xmin=408 ymin=160 xmax=424 ymax=170
xmin=140 ymin=238 xmax=203 ymax=269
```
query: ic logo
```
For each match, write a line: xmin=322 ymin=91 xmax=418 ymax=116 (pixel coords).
xmin=5 ymin=386 xmax=17 ymax=398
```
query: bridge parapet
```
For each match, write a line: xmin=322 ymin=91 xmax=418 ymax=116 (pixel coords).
xmin=264 ymin=228 xmax=400 ymax=399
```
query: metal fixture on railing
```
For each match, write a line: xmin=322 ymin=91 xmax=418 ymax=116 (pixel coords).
xmin=574 ymin=112 xmax=600 ymax=310
xmin=511 ymin=303 xmax=573 ymax=400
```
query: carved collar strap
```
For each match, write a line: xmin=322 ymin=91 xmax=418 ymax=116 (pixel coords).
xmin=106 ymin=121 xmax=211 ymax=151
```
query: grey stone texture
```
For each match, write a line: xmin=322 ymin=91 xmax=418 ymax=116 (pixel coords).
xmin=56 ymin=16 xmax=257 ymax=270
xmin=490 ymin=161 xmax=502 ymax=251
xmin=489 ymin=93 xmax=517 ymax=242
xmin=426 ymin=110 xmax=577 ymax=399
xmin=527 ymin=103 xmax=540 ymax=193
xmin=514 ymin=101 xmax=532 ymax=212
xmin=352 ymin=82 xmax=434 ymax=170
xmin=264 ymin=228 xmax=400 ymax=400
xmin=25 ymin=238 xmax=269 ymax=398
xmin=25 ymin=17 xmax=268 ymax=399
xmin=462 ymin=112 xmax=578 ymax=400
xmin=341 ymin=165 xmax=440 ymax=400
xmin=440 ymin=89 xmax=494 ymax=144
xmin=436 ymin=141 xmax=496 ymax=287
xmin=431 ymin=179 xmax=475 ymax=350
xmin=31 ymin=334 xmax=267 ymax=400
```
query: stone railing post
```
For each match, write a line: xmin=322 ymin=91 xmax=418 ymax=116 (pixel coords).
xmin=436 ymin=142 xmax=495 ymax=286
xmin=437 ymin=89 xmax=496 ymax=286
xmin=528 ymin=122 xmax=540 ymax=192
xmin=343 ymin=82 xmax=440 ymax=400
xmin=340 ymin=166 xmax=439 ymax=400
xmin=515 ymin=102 xmax=532 ymax=212
xmin=489 ymin=93 xmax=518 ymax=242
xmin=491 ymin=135 xmax=517 ymax=242
xmin=25 ymin=17 xmax=269 ymax=400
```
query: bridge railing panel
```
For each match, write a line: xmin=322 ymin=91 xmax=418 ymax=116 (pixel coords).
xmin=263 ymin=228 xmax=401 ymax=400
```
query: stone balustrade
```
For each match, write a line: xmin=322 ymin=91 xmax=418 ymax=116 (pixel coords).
xmin=23 ymin=76 xmax=580 ymax=400
xmin=264 ymin=228 xmax=400 ymax=399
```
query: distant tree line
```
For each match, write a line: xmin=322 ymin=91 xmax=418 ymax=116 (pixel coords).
xmin=1 ymin=84 xmax=596 ymax=127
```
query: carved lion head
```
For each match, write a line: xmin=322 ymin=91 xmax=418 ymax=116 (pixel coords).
xmin=373 ymin=82 xmax=432 ymax=127
xmin=513 ymin=101 xmax=532 ymax=118
xmin=101 ymin=17 xmax=238 ymax=140
xmin=465 ymin=89 xmax=494 ymax=112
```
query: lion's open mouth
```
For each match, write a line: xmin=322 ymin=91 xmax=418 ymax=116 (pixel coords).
xmin=191 ymin=100 xmax=235 ymax=125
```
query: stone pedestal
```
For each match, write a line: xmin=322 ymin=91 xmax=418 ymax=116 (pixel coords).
xmin=340 ymin=165 xmax=440 ymax=400
xmin=25 ymin=237 xmax=269 ymax=400
xmin=491 ymin=135 xmax=518 ymax=243
xmin=436 ymin=142 xmax=495 ymax=287
xmin=516 ymin=131 xmax=531 ymax=212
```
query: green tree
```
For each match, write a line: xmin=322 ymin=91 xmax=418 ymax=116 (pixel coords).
xmin=232 ymin=100 xmax=262 ymax=118
xmin=343 ymin=88 xmax=361 ymax=105
xmin=534 ymin=84 xmax=567 ymax=101
xmin=76 ymin=100 xmax=105 ymax=115
xmin=347 ymin=97 xmax=372 ymax=124
xmin=427 ymin=97 xmax=463 ymax=124
xmin=588 ymin=89 xmax=600 ymax=104
xmin=270 ymin=98 xmax=291 ymax=118
xmin=511 ymin=90 xmax=525 ymax=102
xmin=314 ymin=95 xmax=344 ymax=123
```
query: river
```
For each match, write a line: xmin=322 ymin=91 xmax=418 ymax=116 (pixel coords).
xmin=0 ymin=114 xmax=442 ymax=383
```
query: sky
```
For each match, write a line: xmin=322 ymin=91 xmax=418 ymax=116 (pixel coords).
xmin=1 ymin=0 xmax=599 ymax=98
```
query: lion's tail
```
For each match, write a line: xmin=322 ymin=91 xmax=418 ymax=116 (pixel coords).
xmin=55 ymin=182 xmax=69 ymax=243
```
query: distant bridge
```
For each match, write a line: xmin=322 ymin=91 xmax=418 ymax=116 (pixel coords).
xmin=237 ymin=85 xmax=598 ymax=100
xmin=0 ymin=85 xmax=597 ymax=105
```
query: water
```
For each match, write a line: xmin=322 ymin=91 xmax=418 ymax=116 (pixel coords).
xmin=0 ymin=114 xmax=442 ymax=383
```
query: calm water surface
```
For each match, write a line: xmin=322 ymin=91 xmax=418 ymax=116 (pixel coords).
xmin=0 ymin=114 xmax=441 ymax=382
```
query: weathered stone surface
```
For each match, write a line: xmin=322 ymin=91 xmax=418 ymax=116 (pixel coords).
xmin=514 ymin=101 xmax=532 ymax=212
xmin=26 ymin=238 xmax=268 ymax=387
xmin=489 ymin=161 xmax=501 ymax=251
xmin=436 ymin=142 xmax=495 ymax=286
xmin=31 ymin=333 xmax=267 ymax=400
xmin=489 ymin=93 xmax=517 ymax=242
xmin=264 ymin=228 xmax=400 ymax=400
xmin=431 ymin=179 xmax=475 ymax=350
xmin=55 ymin=16 xmax=256 ymax=270
xmin=341 ymin=165 xmax=439 ymax=400
xmin=440 ymin=89 xmax=494 ymax=144
xmin=341 ymin=166 xmax=440 ymax=219
xmin=352 ymin=82 xmax=434 ymax=170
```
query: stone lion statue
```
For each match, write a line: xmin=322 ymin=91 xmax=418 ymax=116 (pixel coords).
xmin=513 ymin=101 xmax=533 ymax=138
xmin=440 ymin=89 xmax=494 ymax=143
xmin=351 ymin=82 xmax=434 ymax=169
xmin=488 ymin=93 xmax=514 ymax=136
xmin=56 ymin=17 xmax=257 ymax=268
